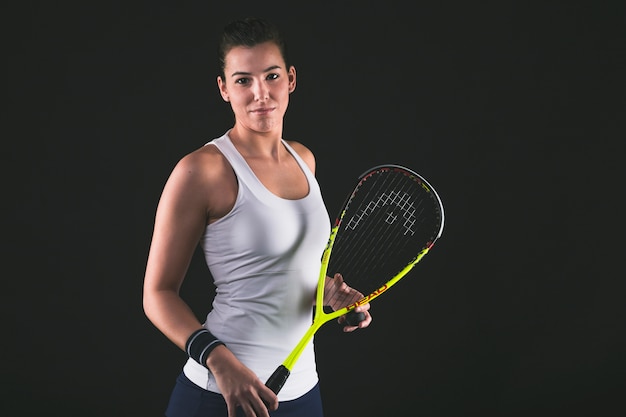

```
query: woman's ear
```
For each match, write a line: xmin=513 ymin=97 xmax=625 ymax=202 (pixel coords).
xmin=288 ymin=66 xmax=297 ymax=94
xmin=217 ymin=75 xmax=230 ymax=102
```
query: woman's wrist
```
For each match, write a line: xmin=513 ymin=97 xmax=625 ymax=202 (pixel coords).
xmin=204 ymin=344 xmax=233 ymax=373
xmin=185 ymin=328 xmax=226 ymax=369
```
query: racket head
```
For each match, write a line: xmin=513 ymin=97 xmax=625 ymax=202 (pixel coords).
xmin=325 ymin=164 xmax=444 ymax=309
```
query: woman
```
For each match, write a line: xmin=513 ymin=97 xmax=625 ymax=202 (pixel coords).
xmin=143 ymin=17 xmax=371 ymax=417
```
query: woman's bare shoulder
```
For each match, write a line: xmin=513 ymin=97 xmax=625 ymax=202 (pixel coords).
xmin=173 ymin=143 xmax=232 ymax=181
xmin=166 ymin=142 xmax=237 ymax=221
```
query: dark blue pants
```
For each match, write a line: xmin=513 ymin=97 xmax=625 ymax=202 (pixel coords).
xmin=165 ymin=372 xmax=324 ymax=417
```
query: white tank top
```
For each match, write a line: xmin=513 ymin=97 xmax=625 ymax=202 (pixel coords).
xmin=182 ymin=132 xmax=330 ymax=400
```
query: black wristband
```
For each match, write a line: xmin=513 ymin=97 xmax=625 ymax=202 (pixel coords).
xmin=185 ymin=328 xmax=225 ymax=369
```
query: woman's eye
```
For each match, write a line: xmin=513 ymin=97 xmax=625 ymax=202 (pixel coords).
xmin=235 ymin=78 xmax=250 ymax=85
xmin=267 ymin=73 xmax=279 ymax=81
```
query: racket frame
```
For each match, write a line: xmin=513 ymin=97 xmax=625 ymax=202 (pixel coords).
xmin=265 ymin=164 xmax=444 ymax=393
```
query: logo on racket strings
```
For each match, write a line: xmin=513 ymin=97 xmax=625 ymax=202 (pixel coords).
xmin=346 ymin=191 xmax=416 ymax=235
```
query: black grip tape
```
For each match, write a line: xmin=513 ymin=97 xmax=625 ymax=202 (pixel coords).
xmin=344 ymin=310 xmax=366 ymax=326
xmin=265 ymin=365 xmax=290 ymax=394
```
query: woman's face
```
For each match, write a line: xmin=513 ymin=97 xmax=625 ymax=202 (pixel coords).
xmin=217 ymin=41 xmax=296 ymax=134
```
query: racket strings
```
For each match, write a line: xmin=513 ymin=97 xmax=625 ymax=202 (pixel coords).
xmin=326 ymin=169 xmax=441 ymax=303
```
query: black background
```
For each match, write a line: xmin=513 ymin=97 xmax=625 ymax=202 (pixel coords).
xmin=3 ymin=1 xmax=625 ymax=416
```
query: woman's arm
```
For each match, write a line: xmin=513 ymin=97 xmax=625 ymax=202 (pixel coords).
xmin=142 ymin=152 xmax=212 ymax=349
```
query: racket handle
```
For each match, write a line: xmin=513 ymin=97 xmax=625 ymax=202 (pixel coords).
xmin=266 ymin=365 xmax=290 ymax=394
xmin=344 ymin=310 xmax=366 ymax=326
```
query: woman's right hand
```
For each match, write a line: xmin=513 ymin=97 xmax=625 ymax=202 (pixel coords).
xmin=207 ymin=345 xmax=279 ymax=417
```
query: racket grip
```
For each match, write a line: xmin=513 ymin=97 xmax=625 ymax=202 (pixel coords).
xmin=265 ymin=365 xmax=290 ymax=394
xmin=344 ymin=310 xmax=366 ymax=326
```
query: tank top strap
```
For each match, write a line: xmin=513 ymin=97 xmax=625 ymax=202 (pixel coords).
xmin=206 ymin=133 xmax=260 ymax=193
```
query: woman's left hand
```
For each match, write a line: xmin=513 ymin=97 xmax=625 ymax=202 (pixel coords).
xmin=324 ymin=273 xmax=372 ymax=331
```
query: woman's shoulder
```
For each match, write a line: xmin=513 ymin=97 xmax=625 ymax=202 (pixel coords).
xmin=170 ymin=142 xmax=233 ymax=185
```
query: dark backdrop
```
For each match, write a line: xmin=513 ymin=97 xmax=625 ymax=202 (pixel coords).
xmin=3 ymin=2 xmax=625 ymax=416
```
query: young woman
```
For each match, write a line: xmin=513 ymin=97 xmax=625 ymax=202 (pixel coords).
xmin=143 ymin=17 xmax=371 ymax=417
